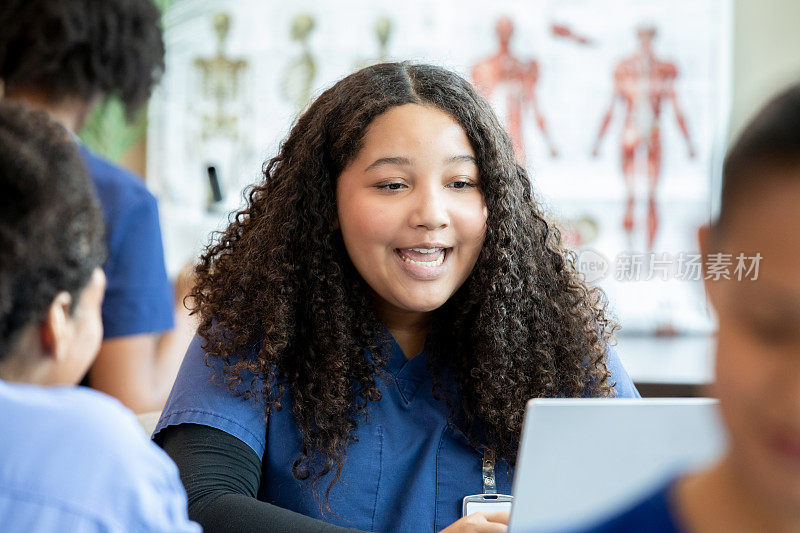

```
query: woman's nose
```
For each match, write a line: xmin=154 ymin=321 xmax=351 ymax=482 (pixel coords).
xmin=408 ymin=185 xmax=449 ymax=230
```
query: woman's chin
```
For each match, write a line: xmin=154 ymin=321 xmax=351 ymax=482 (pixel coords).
xmin=393 ymin=293 xmax=449 ymax=314
xmin=401 ymin=302 xmax=445 ymax=314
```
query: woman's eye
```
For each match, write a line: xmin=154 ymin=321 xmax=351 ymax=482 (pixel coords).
xmin=449 ymin=180 xmax=477 ymax=190
xmin=376 ymin=182 xmax=406 ymax=191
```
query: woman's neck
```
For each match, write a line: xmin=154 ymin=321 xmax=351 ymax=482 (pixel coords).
xmin=676 ymin=456 xmax=800 ymax=533
xmin=374 ymin=300 xmax=431 ymax=360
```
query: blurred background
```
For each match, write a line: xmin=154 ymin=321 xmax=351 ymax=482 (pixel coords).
xmin=79 ymin=0 xmax=800 ymax=396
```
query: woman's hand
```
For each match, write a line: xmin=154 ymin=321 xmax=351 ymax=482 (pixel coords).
xmin=439 ymin=511 xmax=509 ymax=533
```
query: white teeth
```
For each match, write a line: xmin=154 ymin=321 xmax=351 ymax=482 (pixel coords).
xmin=399 ymin=249 xmax=445 ymax=267
xmin=409 ymin=247 xmax=442 ymax=254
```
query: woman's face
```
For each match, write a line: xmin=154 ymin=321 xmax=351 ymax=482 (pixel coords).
xmin=336 ymin=103 xmax=487 ymax=319
xmin=705 ymin=177 xmax=800 ymax=510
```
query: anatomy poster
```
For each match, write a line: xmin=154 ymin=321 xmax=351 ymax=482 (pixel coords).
xmin=525 ymin=0 xmax=730 ymax=334
xmin=148 ymin=0 xmax=731 ymax=333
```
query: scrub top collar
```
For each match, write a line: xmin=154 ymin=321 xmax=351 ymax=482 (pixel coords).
xmin=381 ymin=328 xmax=431 ymax=404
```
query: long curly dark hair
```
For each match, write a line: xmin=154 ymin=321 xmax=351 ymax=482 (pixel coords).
xmin=0 ymin=0 xmax=164 ymax=118
xmin=192 ymin=62 xmax=616 ymax=505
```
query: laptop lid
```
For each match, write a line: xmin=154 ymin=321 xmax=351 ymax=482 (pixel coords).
xmin=509 ymin=398 xmax=726 ymax=532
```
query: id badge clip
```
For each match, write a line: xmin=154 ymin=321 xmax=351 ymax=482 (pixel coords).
xmin=461 ymin=449 xmax=513 ymax=517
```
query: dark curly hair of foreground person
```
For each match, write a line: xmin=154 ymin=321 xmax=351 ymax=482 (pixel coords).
xmin=190 ymin=62 xmax=617 ymax=504
xmin=0 ymin=101 xmax=105 ymax=359
xmin=0 ymin=0 xmax=164 ymax=118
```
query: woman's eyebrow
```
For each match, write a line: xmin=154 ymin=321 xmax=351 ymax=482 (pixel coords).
xmin=364 ymin=156 xmax=412 ymax=172
xmin=364 ymin=154 xmax=476 ymax=172
xmin=446 ymin=154 xmax=477 ymax=165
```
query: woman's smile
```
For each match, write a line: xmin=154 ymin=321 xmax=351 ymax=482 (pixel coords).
xmin=393 ymin=245 xmax=451 ymax=280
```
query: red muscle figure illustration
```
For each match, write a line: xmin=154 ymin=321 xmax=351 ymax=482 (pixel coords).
xmin=592 ymin=25 xmax=695 ymax=250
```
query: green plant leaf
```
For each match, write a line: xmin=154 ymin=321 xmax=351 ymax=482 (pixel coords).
xmin=76 ymin=0 xmax=177 ymax=162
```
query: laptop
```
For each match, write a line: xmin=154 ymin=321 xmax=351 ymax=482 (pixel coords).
xmin=508 ymin=398 xmax=726 ymax=532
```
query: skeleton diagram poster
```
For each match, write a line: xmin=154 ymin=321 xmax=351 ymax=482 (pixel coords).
xmin=148 ymin=0 xmax=731 ymax=334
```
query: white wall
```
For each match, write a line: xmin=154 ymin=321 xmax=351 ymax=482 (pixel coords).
xmin=730 ymin=0 xmax=800 ymax=140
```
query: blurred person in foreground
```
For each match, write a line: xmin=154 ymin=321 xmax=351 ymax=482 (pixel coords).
xmin=0 ymin=0 xmax=195 ymax=413
xmin=572 ymin=84 xmax=800 ymax=533
xmin=0 ymin=101 xmax=198 ymax=532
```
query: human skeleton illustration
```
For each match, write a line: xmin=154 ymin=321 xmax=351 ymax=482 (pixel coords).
xmin=282 ymin=14 xmax=317 ymax=111
xmin=193 ymin=12 xmax=247 ymax=141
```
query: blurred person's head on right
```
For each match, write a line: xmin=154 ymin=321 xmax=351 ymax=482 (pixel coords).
xmin=0 ymin=101 xmax=106 ymax=385
xmin=560 ymin=85 xmax=800 ymax=533
xmin=0 ymin=0 xmax=164 ymax=130
xmin=690 ymin=83 xmax=800 ymax=530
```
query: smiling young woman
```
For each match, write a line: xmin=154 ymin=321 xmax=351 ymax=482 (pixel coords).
xmin=153 ymin=62 xmax=639 ymax=533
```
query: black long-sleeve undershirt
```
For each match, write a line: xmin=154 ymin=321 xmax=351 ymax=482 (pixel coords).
xmin=157 ymin=423 xmax=365 ymax=533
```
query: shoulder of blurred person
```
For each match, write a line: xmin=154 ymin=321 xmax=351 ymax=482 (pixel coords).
xmin=602 ymin=345 xmax=640 ymax=399
xmin=0 ymin=380 xmax=199 ymax=532
xmin=77 ymin=144 xmax=175 ymax=341
xmin=78 ymin=145 xmax=156 ymax=223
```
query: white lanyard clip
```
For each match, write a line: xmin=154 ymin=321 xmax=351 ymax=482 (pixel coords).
xmin=461 ymin=448 xmax=514 ymax=517
xmin=482 ymin=448 xmax=497 ymax=494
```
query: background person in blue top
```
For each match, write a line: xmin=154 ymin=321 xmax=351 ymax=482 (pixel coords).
xmin=0 ymin=101 xmax=198 ymax=532
xmin=0 ymin=0 xmax=197 ymax=413
xmin=574 ymin=84 xmax=800 ymax=533
xmin=154 ymin=62 xmax=639 ymax=533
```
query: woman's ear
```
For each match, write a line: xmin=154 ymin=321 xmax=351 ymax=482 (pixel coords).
xmin=332 ymin=214 xmax=340 ymax=230
xmin=39 ymin=291 xmax=73 ymax=362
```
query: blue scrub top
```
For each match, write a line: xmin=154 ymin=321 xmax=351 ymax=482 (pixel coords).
xmin=0 ymin=380 xmax=199 ymax=532
xmin=566 ymin=479 xmax=682 ymax=533
xmin=79 ymin=146 xmax=174 ymax=339
xmin=155 ymin=333 xmax=639 ymax=532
